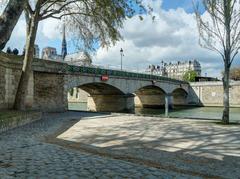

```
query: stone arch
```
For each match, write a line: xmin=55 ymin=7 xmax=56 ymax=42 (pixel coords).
xmin=65 ymin=75 xmax=129 ymax=94
xmin=134 ymin=85 xmax=166 ymax=108
xmin=172 ymin=88 xmax=188 ymax=106
xmin=77 ymin=82 xmax=125 ymax=95
xmin=67 ymin=82 xmax=133 ymax=112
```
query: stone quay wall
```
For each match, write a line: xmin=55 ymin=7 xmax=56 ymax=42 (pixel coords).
xmin=0 ymin=54 xmax=67 ymax=112
xmin=188 ymin=81 xmax=240 ymax=107
xmin=0 ymin=56 xmax=34 ymax=109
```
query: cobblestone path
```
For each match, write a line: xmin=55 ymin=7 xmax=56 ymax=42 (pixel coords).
xmin=0 ymin=112 xmax=239 ymax=178
xmin=0 ymin=112 xmax=198 ymax=179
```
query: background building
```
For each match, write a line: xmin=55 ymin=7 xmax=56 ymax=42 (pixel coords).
xmin=64 ymin=52 xmax=92 ymax=66
xmin=23 ymin=44 xmax=39 ymax=58
xmin=42 ymin=47 xmax=63 ymax=61
xmin=34 ymin=45 xmax=40 ymax=58
xmin=147 ymin=60 xmax=201 ymax=80
xmin=41 ymin=26 xmax=92 ymax=66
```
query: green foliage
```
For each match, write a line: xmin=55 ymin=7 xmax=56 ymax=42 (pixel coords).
xmin=63 ymin=0 xmax=148 ymax=50
xmin=183 ymin=70 xmax=198 ymax=82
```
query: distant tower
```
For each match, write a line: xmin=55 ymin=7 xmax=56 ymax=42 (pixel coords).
xmin=61 ymin=25 xmax=67 ymax=60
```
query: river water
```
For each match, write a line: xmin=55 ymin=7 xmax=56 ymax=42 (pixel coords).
xmin=68 ymin=102 xmax=240 ymax=122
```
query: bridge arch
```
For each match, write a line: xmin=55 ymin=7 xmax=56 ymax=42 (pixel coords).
xmin=171 ymin=88 xmax=188 ymax=107
xmin=77 ymin=82 xmax=125 ymax=95
xmin=134 ymin=85 xmax=166 ymax=108
xmin=67 ymin=82 xmax=135 ymax=112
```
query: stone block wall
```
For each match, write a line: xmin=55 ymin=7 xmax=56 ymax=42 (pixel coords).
xmin=172 ymin=89 xmax=188 ymax=106
xmin=134 ymin=95 xmax=165 ymax=108
xmin=188 ymin=82 xmax=240 ymax=107
xmin=0 ymin=65 xmax=34 ymax=110
xmin=0 ymin=55 xmax=36 ymax=110
xmin=0 ymin=56 xmax=63 ymax=112
xmin=0 ymin=65 xmax=6 ymax=109
xmin=87 ymin=94 xmax=134 ymax=112
xmin=33 ymin=72 xmax=66 ymax=112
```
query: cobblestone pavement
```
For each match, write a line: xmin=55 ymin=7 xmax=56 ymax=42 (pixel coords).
xmin=58 ymin=113 xmax=240 ymax=179
xmin=0 ymin=112 xmax=200 ymax=179
xmin=0 ymin=112 xmax=239 ymax=178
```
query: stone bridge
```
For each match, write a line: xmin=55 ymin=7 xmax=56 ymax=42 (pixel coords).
xmin=0 ymin=54 xmax=190 ymax=112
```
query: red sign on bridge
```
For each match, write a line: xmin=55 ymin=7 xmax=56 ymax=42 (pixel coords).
xmin=101 ymin=75 xmax=109 ymax=81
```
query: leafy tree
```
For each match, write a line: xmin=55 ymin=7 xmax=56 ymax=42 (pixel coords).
xmin=13 ymin=0 xmax=148 ymax=110
xmin=0 ymin=0 xmax=26 ymax=50
xmin=194 ymin=0 xmax=240 ymax=124
xmin=230 ymin=67 xmax=240 ymax=81
xmin=12 ymin=48 xmax=19 ymax=55
xmin=183 ymin=70 xmax=198 ymax=82
xmin=6 ymin=47 xmax=11 ymax=54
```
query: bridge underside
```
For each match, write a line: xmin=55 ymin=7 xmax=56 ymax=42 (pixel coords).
xmin=71 ymin=83 xmax=135 ymax=112
xmin=172 ymin=88 xmax=188 ymax=107
xmin=135 ymin=86 xmax=166 ymax=108
xmin=67 ymin=84 xmax=189 ymax=113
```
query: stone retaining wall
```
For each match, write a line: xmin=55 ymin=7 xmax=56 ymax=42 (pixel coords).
xmin=0 ymin=54 xmax=66 ymax=112
xmin=0 ymin=111 xmax=42 ymax=133
xmin=188 ymin=81 xmax=240 ymax=107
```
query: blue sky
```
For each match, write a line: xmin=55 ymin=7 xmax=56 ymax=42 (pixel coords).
xmin=38 ymin=0 xmax=201 ymax=54
xmin=7 ymin=0 xmax=198 ymax=54
xmin=5 ymin=0 xmax=240 ymax=77
xmin=162 ymin=0 xmax=193 ymax=12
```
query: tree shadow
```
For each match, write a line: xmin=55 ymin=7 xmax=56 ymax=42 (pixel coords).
xmin=46 ymin=115 xmax=240 ymax=178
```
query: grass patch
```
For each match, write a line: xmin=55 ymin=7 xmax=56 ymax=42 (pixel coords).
xmin=0 ymin=110 xmax=27 ymax=127
xmin=0 ymin=111 xmax=24 ymax=119
xmin=0 ymin=110 xmax=41 ymax=131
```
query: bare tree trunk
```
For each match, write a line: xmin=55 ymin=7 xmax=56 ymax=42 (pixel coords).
xmin=221 ymin=0 xmax=231 ymax=124
xmin=222 ymin=64 xmax=230 ymax=124
xmin=0 ymin=0 xmax=26 ymax=50
xmin=13 ymin=12 xmax=40 ymax=110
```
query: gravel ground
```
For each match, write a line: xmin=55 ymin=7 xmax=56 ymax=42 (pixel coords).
xmin=0 ymin=112 xmax=201 ymax=179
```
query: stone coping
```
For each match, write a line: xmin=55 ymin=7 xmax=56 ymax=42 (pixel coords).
xmin=190 ymin=81 xmax=240 ymax=86
xmin=0 ymin=110 xmax=42 ymax=133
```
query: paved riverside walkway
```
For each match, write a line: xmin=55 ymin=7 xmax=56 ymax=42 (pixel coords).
xmin=0 ymin=112 xmax=240 ymax=178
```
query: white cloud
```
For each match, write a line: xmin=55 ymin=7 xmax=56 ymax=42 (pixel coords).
xmin=41 ymin=18 xmax=62 ymax=40
xmin=93 ymin=4 xmax=231 ymax=78
xmin=4 ymin=17 xmax=26 ymax=52
xmin=5 ymin=16 xmax=63 ymax=54
xmin=4 ymin=0 xmax=239 ymax=78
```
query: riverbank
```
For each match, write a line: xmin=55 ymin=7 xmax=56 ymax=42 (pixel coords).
xmin=69 ymin=102 xmax=240 ymax=122
xmin=1 ymin=111 xmax=240 ymax=178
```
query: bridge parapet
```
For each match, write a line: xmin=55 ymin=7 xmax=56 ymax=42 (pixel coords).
xmin=0 ymin=53 xmax=188 ymax=85
xmin=66 ymin=65 xmax=188 ymax=84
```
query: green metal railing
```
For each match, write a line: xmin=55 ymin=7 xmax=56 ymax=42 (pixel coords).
xmin=66 ymin=65 xmax=188 ymax=84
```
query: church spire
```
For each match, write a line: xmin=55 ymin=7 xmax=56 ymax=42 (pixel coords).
xmin=61 ymin=24 xmax=67 ymax=60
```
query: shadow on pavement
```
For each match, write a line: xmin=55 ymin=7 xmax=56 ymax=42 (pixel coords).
xmin=45 ymin=114 xmax=240 ymax=178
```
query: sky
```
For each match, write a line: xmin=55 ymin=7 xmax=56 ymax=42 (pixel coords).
xmin=4 ymin=0 xmax=240 ymax=78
